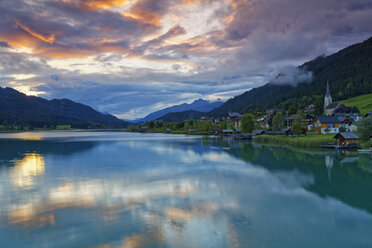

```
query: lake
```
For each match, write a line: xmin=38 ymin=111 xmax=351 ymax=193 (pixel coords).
xmin=0 ymin=131 xmax=372 ymax=248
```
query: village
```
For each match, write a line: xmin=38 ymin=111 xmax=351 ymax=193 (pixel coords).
xmin=132 ymin=82 xmax=372 ymax=150
xmin=209 ymin=82 xmax=372 ymax=149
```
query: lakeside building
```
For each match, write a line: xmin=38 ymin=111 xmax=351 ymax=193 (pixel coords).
xmin=227 ymin=113 xmax=243 ymax=128
xmin=325 ymin=103 xmax=344 ymax=116
xmin=334 ymin=132 xmax=360 ymax=146
xmin=286 ymin=114 xmax=298 ymax=127
xmin=323 ymin=82 xmax=353 ymax=116
xmin=313 ymin=116 xmax=340 ymax=134
xmin=252 ymin=129 xmax=265 ymax=135
xmin=324 ymin=81 xmax=332 ymax=110
xmin=255 ymin=116 xmax=271 ymax=129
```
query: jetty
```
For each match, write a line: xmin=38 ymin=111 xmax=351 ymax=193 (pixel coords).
xmin=321 ymin=132 xmax=360 ymax=150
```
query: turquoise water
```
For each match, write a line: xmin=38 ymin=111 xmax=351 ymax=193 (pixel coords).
xmin=0 ymin=131 xmax=372 ymax=248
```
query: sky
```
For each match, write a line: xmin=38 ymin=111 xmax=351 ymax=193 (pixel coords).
xmin=0 ymin=0 xmax=372 ymax=119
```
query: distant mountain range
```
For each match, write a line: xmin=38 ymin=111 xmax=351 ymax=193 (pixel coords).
xmin=0 ymin=87 xmax=129 ymax=129
xmin=157 ymin=110 xmax=205 ymax=122
xmin=130 ymin=98 xmax=223 ymax=123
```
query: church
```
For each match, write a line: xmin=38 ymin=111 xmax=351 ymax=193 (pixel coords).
xmin=324 ymin=81 xmax=332 ymax=109
xmin=323 ymin=82 xmax=352 ymax=116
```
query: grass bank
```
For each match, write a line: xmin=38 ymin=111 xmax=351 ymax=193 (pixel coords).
xmin=254 ymin=134 xmax=334 ymax=148
xmin=341 ymin=93 xmax=372 ymax=115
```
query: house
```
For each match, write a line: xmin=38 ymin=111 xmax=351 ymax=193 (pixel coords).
xmin=333 ymin=105 xmax=353 ymax=114
xmin=286 ymin=114 xmax=298 ymax=127
xmin=325 ymin=103 xmax=345 ymax=116
xmin=281 ymin=127 xmax=292 ymax=136
xmin=304 ymin=104 xmax=314 ymax=112
xmin=286 ymin=114 xmax=313 ymax=130
xmin=266 ymin=109 xmax=282 ymax=115
xmin=305 ymin=114 xmax=315 ymax=130
xmin=334 ymin=113 xmax=363 ymax=122
xmin=200 ymin=116 xmax=212 ymax=121
xmin=313 ymin=116 xmax=340 ymax=134
xmin=227 ymin=113 xmax=243 ymax=128
xmin=334 ymin=113 xmax=363 ymax=132
xmin=338 ymin=116 xmax=353 ymax=131
xmin=256 ymin=117 xmax=270 ymax=129
xmin=252 ymin=129 xmax=265 ymax=135
xmin=333 ymin=132 xmax=359 ymax=146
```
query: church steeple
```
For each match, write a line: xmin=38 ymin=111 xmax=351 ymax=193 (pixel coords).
xmin=324 ymin=81 xmax=332 ymax=109
xmin=326 ymin=81 xmax=330 ymax=97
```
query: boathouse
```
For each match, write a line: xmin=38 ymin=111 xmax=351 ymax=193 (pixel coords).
xmin=252 ymin=129 xmax=265 ymax=135
xmin=333 ymin=132 xmax=359 ymax=146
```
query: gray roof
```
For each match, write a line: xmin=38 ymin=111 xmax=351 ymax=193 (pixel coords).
xmin=281 ymin=127 xmax=291 ymax=132
xmin=265 ymin=130 xmax=285 ymax=135
xmin=253 ymin=129 xmax=265 ymax=135
xmin=334 ymin=132 xmax=359 ymax=139
xmin=325 ymin=102 xmax=343 ymax=109
xmin=316 ymin=116 xmax=340 ymax=123
xmin=334 ymin=113 xmax=362 ymax=118
xmin=287 ymin=114 xmax=298 ymax=120
xmin=223 ymin=129 xmax=234 ymax=133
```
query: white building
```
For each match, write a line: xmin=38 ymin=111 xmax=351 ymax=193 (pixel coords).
xmin=324 ymin=81 xmax=332 ymax=110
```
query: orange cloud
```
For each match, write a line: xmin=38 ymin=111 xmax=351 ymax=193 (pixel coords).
xmin=123 ymin=10 xmax=161 ymax=26
xmin=15 ymin=20 xmax=55 ymax=44
xmin=181 ymin=0 xmax=204 ymax=5
xmin=60 ymin=0 xmax=129 ymax=10
xmin=0 ymin=32 xmax=40 ymax=50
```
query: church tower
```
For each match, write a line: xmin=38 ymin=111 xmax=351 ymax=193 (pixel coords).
xmin=324 ymin=81 xmax=332 ymax=109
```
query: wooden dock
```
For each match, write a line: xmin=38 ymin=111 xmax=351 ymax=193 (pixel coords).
xmin=234 ymin=134 xmax=253 ymax=140
xmin=320 ymin=144 xmax=359 ymax=150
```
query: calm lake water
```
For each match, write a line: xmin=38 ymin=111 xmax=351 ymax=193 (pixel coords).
xmin=0 ymin=131 xmax=372 ymax=248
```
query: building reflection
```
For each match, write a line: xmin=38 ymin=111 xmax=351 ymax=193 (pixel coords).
xmin=325 ymin=155 xmax=334 ymax=181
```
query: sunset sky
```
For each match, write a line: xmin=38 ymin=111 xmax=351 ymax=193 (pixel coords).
xmin=1 ymin=0 xmax=372 ymax=119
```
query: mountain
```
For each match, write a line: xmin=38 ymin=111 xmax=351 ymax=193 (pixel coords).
xmin=209 ymin=36 xmax=372 ymax=116
xmin=157 ymin=110 xmax=204 ymax=122
xmin=0 ymin=87 xmax=129 ymax=129
xmin=133 ymin=98 xmax=223 ymax=122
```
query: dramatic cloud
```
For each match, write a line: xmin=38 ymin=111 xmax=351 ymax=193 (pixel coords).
xmin=269 ymin=66 xmax=313 ymax=87
xmin=0 ymin=0 xmax=371 ymax=119
xmin=0 ymin=41 xmax=10 ymax=48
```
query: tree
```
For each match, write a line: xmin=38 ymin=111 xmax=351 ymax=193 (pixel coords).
xmin=272 ymin=112 xmax=285 ymax=130
xmin=241 ymin=114 xmax=254 ymax=133
xmin=358 ymin=117 xmax=372 ymax=142
xmin=184 ymin=120 xmax=190 ymax=131
xmin=314 ymin=99 xmax=324 ymax=115
xmin=220 ymin=120 xmax=227 ymax=129
xmin=148 ymin=120 xmax=155 ymax=129
xmin=351 ymin=106 xmax=360 ymax=113
xmin=288 ymin=104 xmax=298 ymax=115
xmin=292 ymin=111 xmax=305 ymax=135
